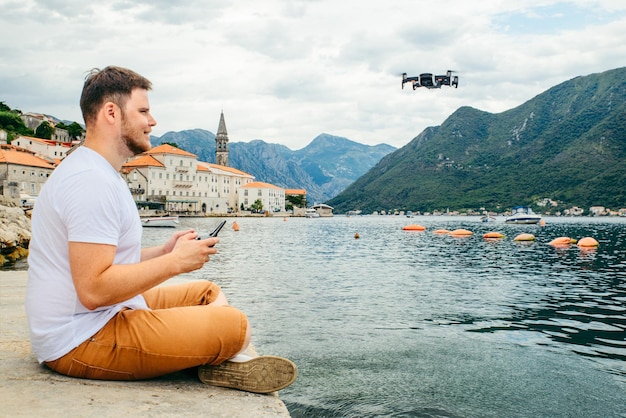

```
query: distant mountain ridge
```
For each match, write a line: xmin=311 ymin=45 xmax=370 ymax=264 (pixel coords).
xmin=150 ymin=132 xmax=396 ymax=204
xmin=328 ymin=67 xmax=626 ymax=214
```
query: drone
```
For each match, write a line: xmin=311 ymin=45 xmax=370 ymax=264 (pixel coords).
xmin=402 ymin=70 xmax=459 ymax=90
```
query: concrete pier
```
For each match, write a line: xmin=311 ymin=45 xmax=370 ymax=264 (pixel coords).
xmin=0 ymin=271 xmax=291 ymax=417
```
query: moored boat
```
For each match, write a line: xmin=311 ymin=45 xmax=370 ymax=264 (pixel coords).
xmin=505 ymin=206 xmax=542 ymax=224
xmin=141 ymin=216 xmax=180 ymax=227
xmin=305 ymin=208 xmax=320 ymax=218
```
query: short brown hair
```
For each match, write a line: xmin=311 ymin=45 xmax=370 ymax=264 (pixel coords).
xmin=80 ymin=66 xmax=152 ymax=127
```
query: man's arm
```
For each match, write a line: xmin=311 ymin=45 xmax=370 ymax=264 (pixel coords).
xmin=69 ymin=233 xmax=219 ymax=310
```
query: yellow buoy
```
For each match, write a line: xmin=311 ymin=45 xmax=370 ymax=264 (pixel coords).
xmin=514 ymin=233 xmax=535 ymax=241
xmin=402 ymin=224 xmax=426 ymax=231
xmin=577 ymin=237 xmax=599 ymax=248
xmin=483 ymin=232 xmax=505 ymax=239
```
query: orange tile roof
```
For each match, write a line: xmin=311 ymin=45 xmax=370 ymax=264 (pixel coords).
xmin=123 ymin=155 xmax=165 ymax=168
xmin=201 ymin=162 xmax=251 ymax=176
xmin=0 ymin=145 xmax=56 ymax=169
xmin=240 ymin=181 xmax=283 ymax=190
xmin=285 ymin=189 xmax=306 ymax=195
xmin=147 ymin=143 xmax=197 ymax=157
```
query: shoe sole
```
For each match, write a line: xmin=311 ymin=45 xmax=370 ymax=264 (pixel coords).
xmin=198 ymin=355 xmax=297 ymax=394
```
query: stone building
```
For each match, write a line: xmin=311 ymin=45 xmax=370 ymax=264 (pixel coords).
xmin=11 ymin=135 xmax=72 ymax=163
xmin=237 ymin=181 xmax=286 ymax=213
xmin=0 ymin=144 xmax=56 ymax=203
xmin=122 ymin=143 xmax=255 ymax=215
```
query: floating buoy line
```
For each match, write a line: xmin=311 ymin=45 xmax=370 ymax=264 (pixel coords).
xmin=400 ymin=225 xmax=599 ymax=249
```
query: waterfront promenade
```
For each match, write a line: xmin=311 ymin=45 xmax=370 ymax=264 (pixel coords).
xmin=0 ymin=271 xmax=290 ymax=417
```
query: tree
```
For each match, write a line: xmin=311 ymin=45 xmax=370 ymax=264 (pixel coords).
xmin=251 ymin=199 xmax=263 ymax=213
xmin=54 ymin=121 xmax=84 ymax=140
xmin=286 ymin=194 xmax=306 ymax=208
xmin=67 ymin=122 xmax=84 ymax=139
xmin=0 ymin=110 xmax=33 ymax=142
xmin=35 ymin=121 xmax=54 ymax=139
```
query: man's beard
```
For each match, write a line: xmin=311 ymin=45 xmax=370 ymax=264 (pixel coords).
xmin=122 ymin=132 xmax=150 ymax=156
xmin=121 ymin=114 xmax=150 ymax=156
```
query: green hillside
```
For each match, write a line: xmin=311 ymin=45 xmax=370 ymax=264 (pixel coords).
xmin=327 ymin=67 xmax=626 ymax=214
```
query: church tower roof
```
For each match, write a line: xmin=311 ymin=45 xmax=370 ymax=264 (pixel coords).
xmin=217 ymin=111 xmax=228 ymax=136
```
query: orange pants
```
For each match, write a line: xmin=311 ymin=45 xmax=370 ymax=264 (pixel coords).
xmin=45 ymin=281 xmax=248 ymax=380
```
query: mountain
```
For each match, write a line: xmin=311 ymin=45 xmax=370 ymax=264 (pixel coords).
xmin=327 ymin=67 xmax=626 ymax=214
xmin=151 ymin=132 xmax=396 ymax=204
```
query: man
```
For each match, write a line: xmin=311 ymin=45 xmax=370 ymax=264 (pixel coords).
xmin=25 ymin=66 xmax=296 ymax=394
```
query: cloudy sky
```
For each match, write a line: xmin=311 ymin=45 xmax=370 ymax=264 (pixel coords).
xmin=1 ymin=0 xmax=625 ymax=150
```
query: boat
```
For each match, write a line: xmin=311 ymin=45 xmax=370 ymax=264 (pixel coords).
xmin=141 ymin=216 xmax=180 ymax=227
xmin=305 ymin=208 xmax=320 ymax=218
xmin=505 ymin=206 xmax=542 ymax=224
xmin=481 ymin=215 xmax=497 ymax=222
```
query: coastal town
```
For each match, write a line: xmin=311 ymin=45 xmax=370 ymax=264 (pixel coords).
xmin=1 ymin=111 xmax=320 ymax=218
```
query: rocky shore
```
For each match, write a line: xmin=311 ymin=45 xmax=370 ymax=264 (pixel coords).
xmin=0 ymin=198 xmax=31 ymax=267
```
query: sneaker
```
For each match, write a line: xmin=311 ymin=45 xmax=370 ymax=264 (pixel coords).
xmin=198 ymin=355 xmax=297 ymax=394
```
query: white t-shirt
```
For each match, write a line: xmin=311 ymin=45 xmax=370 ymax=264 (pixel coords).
xmin=26 ymin=146 xmax=148 ymax=363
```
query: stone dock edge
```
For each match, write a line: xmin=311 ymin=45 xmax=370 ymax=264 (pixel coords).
xmin=0 ymin=271 xmax=291 ymax=417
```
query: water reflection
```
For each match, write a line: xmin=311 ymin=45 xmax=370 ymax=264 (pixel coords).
xmin=462 ymin=222 xmax=626 ymax=379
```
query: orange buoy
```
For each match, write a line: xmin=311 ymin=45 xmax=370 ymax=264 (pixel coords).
xmin=540 ymin=219 xmax=546 ymax=226
xmin=449 ymin=229 xmax=473 ymax=236
xmin=577 ymin=237 xmax=599 ymax=248
xmin=232 ymin=221 xmax=240 ymax=231
xmin=483 ymin=232 xmax=505 ymax=239
xmin=549 ymin=236 xmax=572 ymax=246
xmin=354 ymin=232 xmax=360 ymax=239
xmin=402 ymin=224 xmax=426 ymax=231
xmin=433 ymin=229 xmax=450 ymax=234
xmin=514 ymin=233 xmax=535 ymax=241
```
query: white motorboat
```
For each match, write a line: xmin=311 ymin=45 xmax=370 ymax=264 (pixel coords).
xmin=305 ymin=208 xmax=320 ymax=218
xmin=141 ymin=216 xmax=180 ymax=227
xmin=505 ymin=206 xmax=542 ymax=224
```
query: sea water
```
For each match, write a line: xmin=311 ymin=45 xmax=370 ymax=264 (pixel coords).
xmin=71 ymin=216 xmax=626 ymax=416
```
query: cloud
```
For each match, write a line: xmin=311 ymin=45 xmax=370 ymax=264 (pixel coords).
xmin=1 ymin=0 xmax=625 ymax=149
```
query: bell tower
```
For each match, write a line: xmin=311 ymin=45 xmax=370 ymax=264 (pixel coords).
xmin=215 ymin=111 xmax=229 ymax=166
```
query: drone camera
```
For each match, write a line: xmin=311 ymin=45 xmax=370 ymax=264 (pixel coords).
xmin=402 ymin=69 xmax=460 ymax=90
